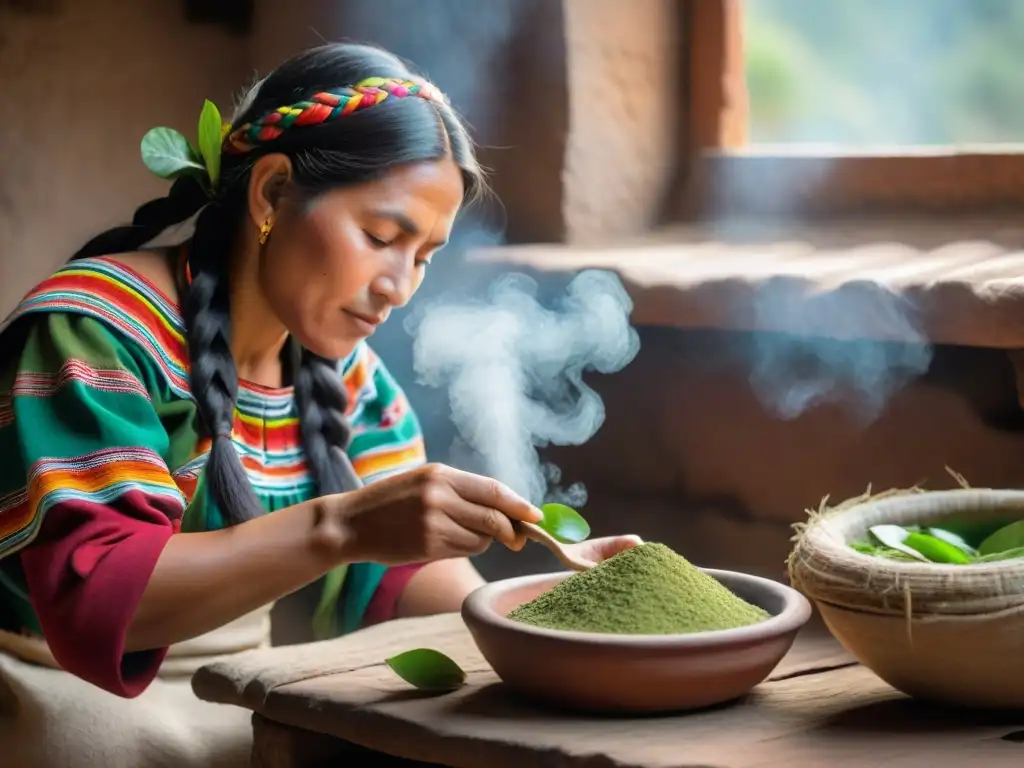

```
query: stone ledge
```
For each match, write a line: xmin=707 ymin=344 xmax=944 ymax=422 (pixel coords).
xmin=470 ymin=216 xmax=1024 ymax=350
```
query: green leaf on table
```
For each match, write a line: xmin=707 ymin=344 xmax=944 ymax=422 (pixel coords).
xmin=924 ymin=527 xmax=978 ymax=558
xmin=140 ymin=127 xmax=205 ymax=180
xmin=198 ymin=99 xmax=224 ymax=189
xmin=903 ymin=532 xmax=972 ymax=564
xmin=538 ymin=503 xmax=591 ymax=544
xmin=385 ymin=648 xmax=466 ymax=692
xmin=869 ymin=525 xmax=929 ymax=562
xmin=978 ymin=520 xmax=1024 ymax=557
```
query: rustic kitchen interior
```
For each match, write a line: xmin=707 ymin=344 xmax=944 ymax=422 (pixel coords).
xmin=3 ymin=1 xmax=1024 ymax=764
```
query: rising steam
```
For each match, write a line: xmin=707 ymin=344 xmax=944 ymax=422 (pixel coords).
xmin=407 ymin=270 xmax=640 ymax=506
xmin=746 ymin=281 xmax=933 ymax=421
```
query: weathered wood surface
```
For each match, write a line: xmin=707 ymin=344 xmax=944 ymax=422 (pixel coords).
xmin=194 ymin=613 xmax=1024 ymax=767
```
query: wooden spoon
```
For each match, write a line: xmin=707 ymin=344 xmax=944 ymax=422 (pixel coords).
xmin=519 ymin=521 xmax=597 ymax=571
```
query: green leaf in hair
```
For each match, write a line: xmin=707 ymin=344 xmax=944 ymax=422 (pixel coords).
xmin=140 ymin=127 xmax=206 ymax=180
xmin=198 ymin=99 xmax=224 ymax=190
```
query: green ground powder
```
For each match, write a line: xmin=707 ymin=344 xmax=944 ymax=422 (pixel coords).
xmin=507 ymin=543 xmax=770 ymax=635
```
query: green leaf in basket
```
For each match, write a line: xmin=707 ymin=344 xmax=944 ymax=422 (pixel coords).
xmin=978 ymin=519 xmax=1024 ymax=557
xmin=849 ymin=541 xmax=922 ymax=562
xmin=903 ymin=532 xmax=972 ymax=565
xmin=538 ymin=503 xmax=590 ymax=544
xmin=868 ymin=525 xmax=929 ymax=562
xmin=924 ymin=527 xmax=978 ymax=558
xmin=975 ymin=546 xmax=1024 ymax=563
xmin=849 ymin=541 xmax=877 ymax=555
xmin=385 ymin=648 xmax=466 ymax=692
xmin=140 ymin=127 xmax=205 ymax=180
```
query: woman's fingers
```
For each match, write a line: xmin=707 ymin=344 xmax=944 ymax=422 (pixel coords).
xmin=508 ymin=526 xmax=528 ymax=552
xmin=437 ymin=517 xmax=493 ymax=556
xmin=565 ymin=534 xmax=644 ymax=564
xmin=444 ymin=467 xmax=543 ymax=524
xmin=443 ymin=494 xmax=522 ymax=549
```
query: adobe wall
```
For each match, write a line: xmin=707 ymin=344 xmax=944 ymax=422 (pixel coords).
xmin=0 ymin=0 xmax=247 ymax=317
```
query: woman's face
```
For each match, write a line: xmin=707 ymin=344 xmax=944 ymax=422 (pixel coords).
xmin=258 ymin=158 xmax=465 ymax=360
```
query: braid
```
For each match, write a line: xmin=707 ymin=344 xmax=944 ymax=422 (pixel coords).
xmin=183 ymin=200 xmax=264 ymax=525
xmin=183 ymin=205 xmax=357 ymax=523
xmin=71 ymin=177 xmax=208 ymax=261
xmin=293 ymin=343 xmax=354 ymax=497
xmin=225 ymin=77 xmax=447 ymax=155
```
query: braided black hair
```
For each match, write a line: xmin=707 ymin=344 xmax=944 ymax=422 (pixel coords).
xmin=67 ymin=43 xmax=483 ymax=525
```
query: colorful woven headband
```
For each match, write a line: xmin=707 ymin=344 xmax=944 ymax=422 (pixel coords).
xmin=224 ymin=76 xmax=447 ymax=155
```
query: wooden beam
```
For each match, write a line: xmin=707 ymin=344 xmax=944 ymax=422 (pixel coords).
xmin=679 ymin=148 xmax=1024 ymax=220
xmin=686 ymin=0 xmax=748 ymax=150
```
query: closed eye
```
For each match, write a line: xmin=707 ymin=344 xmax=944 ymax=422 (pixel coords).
xmin=364 ymin=231 xmax=391 ymax=249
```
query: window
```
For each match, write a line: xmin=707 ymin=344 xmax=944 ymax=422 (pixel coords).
xmin=681 ymin=0 xmax=1024 ymax=219
xmin=745 ymin=0 xmax=1024 ymax=147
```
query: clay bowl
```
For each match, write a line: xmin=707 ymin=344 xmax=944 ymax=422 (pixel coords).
xmin=462 ymin=568 xmax=812 ymax=714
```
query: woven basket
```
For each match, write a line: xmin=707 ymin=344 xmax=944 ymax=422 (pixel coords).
xmin=788 ymin=487 xmax=1024 ymax=709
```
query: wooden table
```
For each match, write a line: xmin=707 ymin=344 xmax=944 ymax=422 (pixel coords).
xmin=192 ymin=613 xmax=1024 ymax=767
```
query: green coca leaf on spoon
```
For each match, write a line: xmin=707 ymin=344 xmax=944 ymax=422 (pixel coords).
xmin=385 ymin=648 xmax=466 ymax=692
xmin=538 ymin=503 xmax=591 ymax=544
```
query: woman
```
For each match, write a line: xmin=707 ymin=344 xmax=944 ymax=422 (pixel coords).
xmin=0 ymin=43 xmax=640 ymax=766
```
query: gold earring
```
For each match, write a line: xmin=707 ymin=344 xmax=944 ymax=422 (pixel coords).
xmin=258 ymin=218 xmax=273 ymax=245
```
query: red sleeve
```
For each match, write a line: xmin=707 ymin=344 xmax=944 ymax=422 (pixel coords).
xmin=362 ymin=563 xmax=426 ymax=627
xmin=19 ymin=491 xmax=177 ymax=698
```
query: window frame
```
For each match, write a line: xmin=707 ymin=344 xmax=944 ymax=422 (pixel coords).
xmin=676 ymin=0 xmax=1024 ymax=221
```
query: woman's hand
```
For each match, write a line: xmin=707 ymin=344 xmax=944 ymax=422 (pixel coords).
xmin=563 ymin=534 xmax=644 ymax=568
xmin=326 ymin=463 xmax=541 ymax=565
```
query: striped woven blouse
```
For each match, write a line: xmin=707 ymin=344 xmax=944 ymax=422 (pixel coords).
xmin=0 ymin=256 xmax=427 ymax=696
